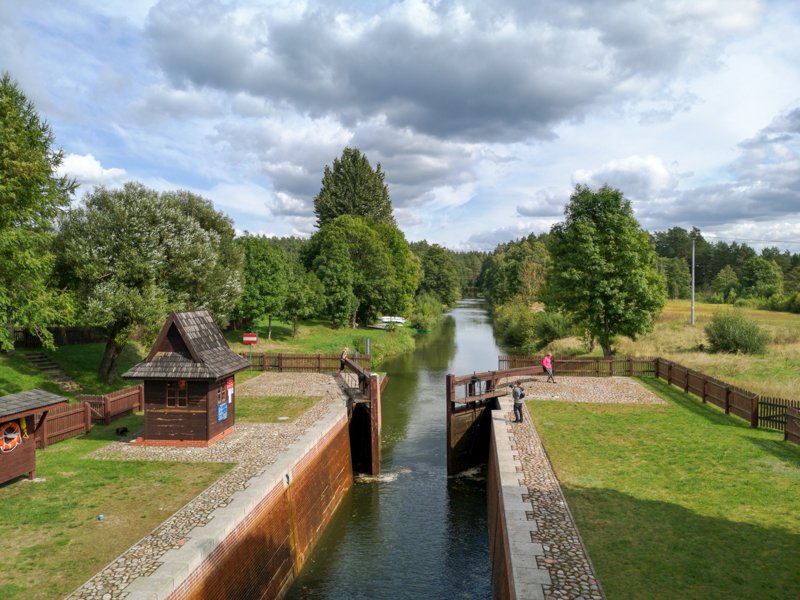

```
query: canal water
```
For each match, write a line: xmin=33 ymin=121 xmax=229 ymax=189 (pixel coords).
xmin=285 ymin=299 xmax=501 ymax=599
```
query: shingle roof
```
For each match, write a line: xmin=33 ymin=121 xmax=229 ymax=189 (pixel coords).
xmin=0 ymin=389 xmax=67 ymax=420
xmin=123 ymin=310 xmax=248 ymax=381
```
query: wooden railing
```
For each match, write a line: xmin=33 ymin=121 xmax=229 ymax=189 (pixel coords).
xmin=78 ymin=385 xmax=143 ymax=425
xmin=785 ymin=407 xmax=800 ymax=445
xmin=498 ymin=355 xmax=657 ymax=376
xmin=239 ymin=352 xmax=372 ymax=373
xmin=13 ymin=326 xmax=106 ymax=348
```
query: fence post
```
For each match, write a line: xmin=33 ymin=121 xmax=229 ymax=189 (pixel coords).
xmin=84 ymin=401 xmax=92 ymax=432
xmin=41 ymin=415 xmax=48 ymax=450
xmin=702 ymin=379 xmax=707 ymax=403
xmin=139 ymin=384 xmax=144 ymax=411
xmin=104 ymin=395 xmax=111 ymax=425
xmin=317 ymin=354 xmax=321 ymax=372
xmin=724 ymin=386 xmax=730 ymax=415
xmin=278 ymin=353 xmax=283 ymax=372
xmin=751 ymin=395 xmax=759 ymax=428
xmin=667 ymin=362 xmax=672 ymax=385
xmin=684 ymin=370 xmax=690 ymax=394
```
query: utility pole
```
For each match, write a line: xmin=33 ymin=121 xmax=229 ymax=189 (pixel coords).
xmin=690 ymin=233 xmax=696 ymax=326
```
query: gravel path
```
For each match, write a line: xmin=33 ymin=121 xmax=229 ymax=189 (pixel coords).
xmin=69 ymin=373 xmax=347 ymax=600
xmin=513 ymin=375 xmax=666 ymax=405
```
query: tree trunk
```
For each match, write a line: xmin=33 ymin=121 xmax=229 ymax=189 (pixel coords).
xmin=99 ymin=336 xmax=126 ymax=384
xmin=267 ymin=314 xmax=273 ymax=340
xmin=601 ymin=343 xmax=613 ymax=358
xmin=293 ymin=318 xmax=298 ymax=338
xmin=5 ymin=307 xmax=14 ymax=353
xmin=350 ymin=311 xmax=358 ymax=328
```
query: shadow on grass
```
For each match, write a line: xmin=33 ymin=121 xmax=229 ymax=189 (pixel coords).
xmin=565 ymin=486 xmax=800 ymax=600
xmin=747 ymin=436 xmax=800 ymax=469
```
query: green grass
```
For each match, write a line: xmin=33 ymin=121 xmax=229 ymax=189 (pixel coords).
xmin=0 ymin=352 xmax=64 ymax=396
xmin=0 ymin=414 xmax=231 ymax=600
xmin=40 ymin=342 xmax=146 ymax=394
xmin=236 ymin=394 xmax=320 ymax=423
xmin=529 ymin=377 xmax=800 ymax=600
xmin=225 ymin=317 xmax=416 ymax=365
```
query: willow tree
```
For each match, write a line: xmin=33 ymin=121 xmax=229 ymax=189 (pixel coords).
xmin=56 ymin=183 xmax=243 ymax=382
xmin=545 ymin=184 xmax=666 ymax=357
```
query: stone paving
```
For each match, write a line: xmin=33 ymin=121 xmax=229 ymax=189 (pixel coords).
xmin=67 ymin=373 xmax=347 ymax=600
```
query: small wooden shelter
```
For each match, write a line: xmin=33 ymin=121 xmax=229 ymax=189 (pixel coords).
xmin=123 ymin=310 xmax=249 ymax=446
xmin=0 ymin=389 xmax=66 ymax=484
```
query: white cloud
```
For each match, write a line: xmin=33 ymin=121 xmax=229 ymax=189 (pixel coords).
xmin=573 ymin=155 xmax=680 ymax=201
xmin=58 ymin=153 xmax=126 ymax=187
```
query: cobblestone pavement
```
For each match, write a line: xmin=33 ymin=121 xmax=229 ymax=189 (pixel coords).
xmin=514 ymin=375 xmax=666 ymax=405
xmin=506 ymin=375 xmax=656 ymax=600
xmin=68 ymin=373 xmax=347 ymax=600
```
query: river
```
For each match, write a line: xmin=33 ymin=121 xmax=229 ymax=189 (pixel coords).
xmin=285 ymin=299 xmax=501 ymax=599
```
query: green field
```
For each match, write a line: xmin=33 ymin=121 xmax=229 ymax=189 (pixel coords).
xmin=529 ymin=377 xmax=800 ymax=600
xmin=551 ymin=299 xmax=800 ymax=399
xmin=0 ymin=414 xmax=232 ymax=600
xmin=225 ymin=317 xmax=416 ymax=365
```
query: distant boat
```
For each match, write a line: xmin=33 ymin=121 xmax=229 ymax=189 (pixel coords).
xmin=380 ymin=316 xmax=406 ymax=324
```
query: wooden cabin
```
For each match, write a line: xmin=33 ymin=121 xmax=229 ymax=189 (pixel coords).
xmin=123 ymin=310 xmax=249 ymax=447
xmin=0 ymin=389 xmax=66 ymax=484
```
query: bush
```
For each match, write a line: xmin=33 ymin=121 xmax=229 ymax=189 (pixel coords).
xmin=532 ymin=311 xmax=573 ymax=348
xmin=410 ymin=292 xmax=443 ymax=330
xmin=704 ymin=311 xmax=770 ymax=354
xmin=492 ymin=300 xmax=538 ymax=348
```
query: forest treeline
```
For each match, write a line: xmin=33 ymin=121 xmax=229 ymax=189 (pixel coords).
xmin=4 ymin=71 xmax=796 ymax=380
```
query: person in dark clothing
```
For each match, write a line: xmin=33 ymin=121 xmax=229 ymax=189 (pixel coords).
xmin=511 ymin=381 xmax=525 ymax=423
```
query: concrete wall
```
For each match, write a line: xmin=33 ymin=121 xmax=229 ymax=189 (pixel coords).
xmin=124 ymin=407 xmax=352 ymax=600
xmin=487 ymin=396 xmax=551 ymax=600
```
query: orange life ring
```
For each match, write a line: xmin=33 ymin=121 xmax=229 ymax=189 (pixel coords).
xmin=1 ymin=421 xmax=23 ymax=453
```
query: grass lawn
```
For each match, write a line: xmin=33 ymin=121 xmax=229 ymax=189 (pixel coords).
xmin=40 ymin=341 xmax=146 ymax=394
xmin=529 ymin=377 xmax=800 ymax=600
xmin=224 ymin=317 xmax=416 ymax=365
xmin=235 ymin=394 xmax=319 ymax=423
xmin=0 ymin=351 xmax=65 ymax=397
xmin=0 ymin=414 xmax=232 ymax=600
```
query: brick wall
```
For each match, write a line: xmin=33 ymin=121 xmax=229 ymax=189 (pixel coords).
xmin=169 ymin=417 xmax=353 ymax=600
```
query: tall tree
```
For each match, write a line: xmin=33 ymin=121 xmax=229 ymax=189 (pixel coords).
xmin=0 ymin=72 xmax=77 ymax=350
xmin=313 ymin=147 xmax=395 ymax=227
xmin=234 ymin=236 xmax=289 ymax=339
xmin=740 ymin=256 xmax=783 ymax=298
xmin=56 ymin=183 xmax=243 ymax=382
xmin=280 ymin=266 xmax=323 ymax=337
xmin=657 ymin=256 xmax=691 ymax=299
xmin=479 ymin=234 xmax=549 ymax=306
xmin=545 ymin=184 xmax=666 ymax=357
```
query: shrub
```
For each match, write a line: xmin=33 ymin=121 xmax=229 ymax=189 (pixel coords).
xmin=704 ymin=311 xmax=770 ymax=354
xmin=532 ymin=311 xmax=573 ymax=348
xmin=492 ymin=300 xmax=538 ymax=348
xmin=410 ymin=292 xmax=443 ymax=330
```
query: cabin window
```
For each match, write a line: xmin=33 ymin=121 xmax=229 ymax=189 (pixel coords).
xmin=166 ymin=382 xmax=189 ymax=407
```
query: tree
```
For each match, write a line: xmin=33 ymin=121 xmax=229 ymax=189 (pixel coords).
xmin=313 ymin=147 xmax=395 ymax=227
xmin=0 ymin=72 xmax=77 ymax=351
xmin=56 ymin=183 xmax=243 ymax=382
xmin=545 ymin=184 xmax=666 ymax=357
xmin=740 ymin=257 xmax=783 ymax=298
xmin=417 ymin=243 xmax=460 ymax=306
xmin=479 ymin=234 xmax=549 ymax=306
xmin=234 ymin=236 xmax=288 ymax=339
xmin=657 ymin=256 xmax=691 ymax=299
xmin=711 ymin=265 xmax=739 ymax=302
xmin=280 ymin=267 xmax=323 ymax=337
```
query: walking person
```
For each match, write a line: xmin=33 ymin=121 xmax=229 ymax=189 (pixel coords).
xmin=511 ymin=380 xmax=525 ymax=423
xmin=339 ymin=346 xmax=349 ymax=371
xmin=542 ymin=353 xmax=556 ymax=383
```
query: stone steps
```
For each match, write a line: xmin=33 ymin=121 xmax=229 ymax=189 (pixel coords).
xmin=25 ymin=352 xmax=82 ymax=392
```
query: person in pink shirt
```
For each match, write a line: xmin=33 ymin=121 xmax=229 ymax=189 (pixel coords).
xmin=542 ymin=353 xmax=556 ymax=383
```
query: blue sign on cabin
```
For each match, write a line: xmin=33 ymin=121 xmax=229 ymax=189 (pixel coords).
xmin=217 ymin=400 xmax=228 ymax=423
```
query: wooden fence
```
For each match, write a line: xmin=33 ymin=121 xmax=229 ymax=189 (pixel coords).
xmin=498 ymin=355 xmax=657 ymax=376
xmin=239 ymin=352 xmax=372 ymax=373
xmin=785 ymin=407 xmax=800 ymax=445
xmin=498 ymin=354 xmax=798 ymax=433
xmin=13 ymin=326 xmax=106 ymax=348
xmin=35 ymin=402 xmax=92 ymax=449
xmin=78 ymin=385 xmax=144 ymax=425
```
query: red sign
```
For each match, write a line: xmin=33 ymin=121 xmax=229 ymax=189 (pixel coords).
xmin=242 ymin=333 xmax=257 ymax=345
xmin=226 ymin=377 xmax=234 ymax=390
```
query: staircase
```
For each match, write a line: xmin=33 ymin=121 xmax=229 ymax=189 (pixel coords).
xmin=25 ymin=352 xmax=82 ymax=393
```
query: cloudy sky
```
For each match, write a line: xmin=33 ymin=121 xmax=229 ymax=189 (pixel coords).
xmin=2 ymin=0 xmax=800 ymax=251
